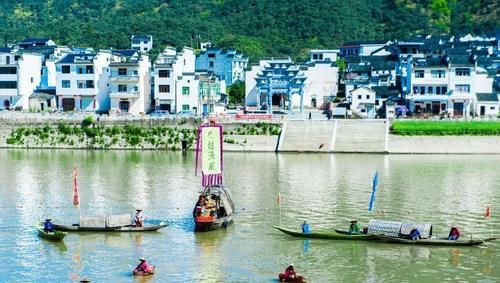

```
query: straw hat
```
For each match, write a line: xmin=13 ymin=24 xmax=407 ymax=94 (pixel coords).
xmin=139 ymin=257 xmax=146 ymax=261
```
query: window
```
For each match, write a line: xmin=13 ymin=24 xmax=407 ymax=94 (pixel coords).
xmin=62 ymin=65 xmax=70 ymax=74
xmin=86 ymin=65 xmax=93 ymax=74
xmin=375 ymin=100 xmax=379 ymax=105
xmin=118 ymin=84 xmax=127 ymax=92
xmin=78 ymin=80 xmax=94 ymax=88
xmin=158 ymin=70 xmax=170 ymax=78
xmin=133 ymin=86 xmax=139 ymax=92
xmin=455 ymin=84 xmax=470 ymax=93
xmin=144 ymin=47 xmax=148 ymax=51
xmin=208 ymin=53 xmax=216 ymax=58
xmin=415 ymin=70 xmax=424 ymax=78
xmin=118 ymin=68 xmax=127 ymax=76
xmin=133 ymin=70 xmax=138 ymax=76
xmin=182 ymin=104 xmax=190 ymax=111
xmin=420 ymin=86 xmax=426 ymax=94
xmin=182 ymin=87 xmax=190 ymax=95
xmin=0 ymin=67 xmax=16 ymax=74
xmin=0 ymin=81 xmax=17 ymax=89
xmin=455 ymin=68 xmax=470 ymax=76
xmin=159 ymin=85 xmax=170 ymax=93
xmin=62 ymin=80 xmax=71 ymax=88
xmin=358 ymin=95 xmax=362 ymax=99
xmin=31 ymin=77 xmax=34 ymax=83
xmin=313 ymin=54 xmax=319 ymax=60
xmin=209 ymin=61 xmax=214 ymax=68
xmin=427 ymin=87 xmax=433 ymax=94
xmin=77 ymin=66 xmax=84 ymax=74
xmin=431 ymin=70 xmax=445 ymax=78
xmin=6 ymin=56 xmax=9 ymax=65
xmin=491 ymin=106 xmax=496 ymax=110
xmin=366 ymin=95 xmax=370 ymax=99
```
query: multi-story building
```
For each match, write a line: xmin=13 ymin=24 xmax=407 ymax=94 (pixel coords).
xmin=153 ymin=47 xmax=199 ymax=114
xmin=131 ymin=35 xmax=153 ymax=53
xmin=340 ymin=40 xmax=391 ymax=57
xmin=309 ymin=49 xmax=339 ymax=63
xmin=0 ymin=47 xmax=43 ymax=110
xmin=195 ymin=48 xmax=248 ymax=86
xmin=55 ymin=50 xmax=112 ymax=112
xmin=198 ymin=74 xmax=226 ymax=115
xmin=108 ymin=50 xmax=151 ymax=115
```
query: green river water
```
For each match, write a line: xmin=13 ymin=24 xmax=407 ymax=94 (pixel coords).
xmin=0 ymin=150 xmax=499 ymax=282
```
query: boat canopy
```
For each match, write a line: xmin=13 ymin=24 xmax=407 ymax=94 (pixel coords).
xmin=367 ymin=219 xmax=432 ymax=238
xmin=80 ymin=214 xmax=132 ymax=228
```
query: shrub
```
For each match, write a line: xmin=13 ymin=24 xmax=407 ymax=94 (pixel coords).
xmin=82 ymin=116 xmax=94 ymax=128
xmin=58 ymin=123 xmax=72 ymax=135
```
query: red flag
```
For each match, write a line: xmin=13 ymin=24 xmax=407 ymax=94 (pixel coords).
xmin=485 ymin=206 xmax=490 ymax=218
xmin=73 ymin=165 xmax=80 ymax=206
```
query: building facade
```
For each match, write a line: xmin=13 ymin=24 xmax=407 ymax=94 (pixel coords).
xmin=195 ymin=48 xmax=248 ymax=86
xmin=108 ymin=50 xmax=151 ymax=115
xmin=55 ymin=51 xmax=112 ymax=112
xmin=131 ymin=35 xmax=153 ymax=53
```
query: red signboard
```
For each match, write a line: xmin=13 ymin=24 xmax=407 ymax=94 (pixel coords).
xmin=235 ymin=114 xmax=274 ymax=119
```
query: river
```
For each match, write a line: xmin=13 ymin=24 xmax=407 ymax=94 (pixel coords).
xmin=0 ymin=150 xmax=499 ymax=282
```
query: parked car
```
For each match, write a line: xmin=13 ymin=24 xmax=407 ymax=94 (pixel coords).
xmin=176 ymin=110 xmax=194 ymax=117
xmin=150 ymin=110 xmax=170 ymax=117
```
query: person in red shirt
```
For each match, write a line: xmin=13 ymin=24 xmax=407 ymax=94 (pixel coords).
xmin=135 ymin=257 xmax=153 ymax=273
xmin=448 ymin=226 xmax=461 ymax=240
xmin=284 ymin=264 xmax=296 ymax=281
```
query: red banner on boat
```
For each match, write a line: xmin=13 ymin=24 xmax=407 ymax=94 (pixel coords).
xmin=73 ymin=164 xmax=80 ymax=207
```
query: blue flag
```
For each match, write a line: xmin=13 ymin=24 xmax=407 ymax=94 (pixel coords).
xmin=368 ymin=170 xmax=379 ymax=212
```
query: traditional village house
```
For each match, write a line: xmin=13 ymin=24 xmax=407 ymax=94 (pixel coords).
xmin=349 ymin=86 xmax=376 ymax=118
xmin=198 ymin=73 xmax=226 ymax=115
xmin=131 ymin=35 xmax=153 ymax=53
xmin=195 ymin=47 xmax=248 ymax=86
xmin=0 ymin=47 xmax=43 ymax=111
xmin=153 ymin=47 xmax=199 ymax=114
xmin=108 ymin=50 xmax=151 ymax=115
xmin=55 ymin=50 xmax=112 ymax=112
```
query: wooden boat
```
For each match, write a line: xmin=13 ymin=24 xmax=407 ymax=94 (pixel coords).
xmin=36 ymin=223 xmax=67 ymax=241
xmin=133 ymin=265 xmax=155 ymax=276
xmin=194 ymin=186 xmax=235 ymax=232
xmin=377 ymin=235 xmax=498 ymax=246
xmin=278 ymin=273 xmax=306 ymax=283
xmin=274 ymin=226 xmax=379 ymax=241
xmin=54 ymin=222 xmax=168 ymax=232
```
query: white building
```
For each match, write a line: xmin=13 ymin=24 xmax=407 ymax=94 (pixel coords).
xmin=475 ymin=93 xmax=499 ymax=117
xmin=55 ymin=51 xmax=112 ymax=112
xmin=350 ymin=87 xmax=376 ymax=118
xmin=131 ymin=35 xmax=153 ymax=53
xmin=0 ymin=48 xmax=43 ymax=110
xmin=108 ymin=50 xmax=151 ymax=115
xmin=302 ymin=62 xmax=339 ymax=108
xmin=309 ymin=49 xmax=339 ymax=63
xmin=153 ymin=47 xmax=199 ymax=114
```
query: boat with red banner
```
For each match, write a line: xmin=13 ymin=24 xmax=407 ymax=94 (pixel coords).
xmin=193 ymin=118 xmax=235 ymax=232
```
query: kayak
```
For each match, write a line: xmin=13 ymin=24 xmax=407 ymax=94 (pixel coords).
xmin=377 ymin=235 xmax=498 ymax=246
xmin=36 ymin=223 xmax=67 ymax=241
xmin=273 ymin=226 xmax=379 ymax=241
xmin=54 ymin=222 xmax=168 ymax=232
xmin=278 ymin=273 xmax=306 ymax=283
xmin=133 ymin=266 xmax=155 ymax=276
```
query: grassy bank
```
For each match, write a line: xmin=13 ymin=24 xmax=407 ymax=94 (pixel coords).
xmin=4 ymin=117 xmax=281 ymax=150
xmin=391 ymin=121 xmax=500 ymax=136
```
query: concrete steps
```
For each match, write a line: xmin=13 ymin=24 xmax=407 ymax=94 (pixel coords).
xmin=334 ymin=120 xmax=387 ymax=152
xmin=279 ymin=120 xmax=335 ymax=152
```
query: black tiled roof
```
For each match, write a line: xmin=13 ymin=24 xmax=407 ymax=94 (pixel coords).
xmin=0 ymin=47 xmax=12 ymax=53
xmin=57 ymin=53 xmax=96 ymax=64
xmin=20 ymin=37 xmax=51 ymax=44
xmin=131 ymin=35 xmax=151 ymax=41
xmin=476 ymin=93 xmax=498 ymax=102
xmin=113 ymin=49 xmax=137 ymax=57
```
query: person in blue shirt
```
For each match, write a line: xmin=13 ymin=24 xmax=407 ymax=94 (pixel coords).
xmin=43 ymin=219 xmax=55 ymax=232
xmin=409 ymin=227 xmax=422 ymax=240
xmin=301 ymin=221 xmax=311 ymax=234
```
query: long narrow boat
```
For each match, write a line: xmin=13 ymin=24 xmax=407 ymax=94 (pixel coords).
xmin=273 ymin=226 xmax=379 ymax=241
xmin=54 ymin=222 xmax=168 ymax=232
xmin=377 ymin=235 xmax=498 ymax=246
xmin=133 ymin=266 xmax=155 ymax=276
xmin=36 ymin=223 xmax=67 ymax=241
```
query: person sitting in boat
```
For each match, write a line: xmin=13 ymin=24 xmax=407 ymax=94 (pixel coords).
xmin=134 ymin=209 xmax=144 ymax=227
xmin=301 ymin=221 xmax=311 ymax=234
xmin=409 ymin=227 xmax=422 ymax=240
xmin=135 ymin=257 xmax=153 ymax=273
xmin=283 ymin=263 xmax=296 ymax=281
xmin=448 ymin=226 xmax=461 ymax=240
xmin=195 ymin=196 xmax=206 ymax=216
xmin=43 ymin=219 xmax=55 ymax=232
xmin=348 ymin=220 xmax=361 ymax=235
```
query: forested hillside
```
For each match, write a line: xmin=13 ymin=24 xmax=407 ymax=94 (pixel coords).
xmin=0 ymin=0 xmax=497 ymax=60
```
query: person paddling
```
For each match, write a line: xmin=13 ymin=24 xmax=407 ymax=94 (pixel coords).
xmin=410 ymin=227 xmax=422 ymax=240
xmin=43 ymin=219 xmax=55 ymax=232
xmin=134 ymin=209 xmax=144 ymax=227
xmin=348 ymin=220 xmax=361 ymax=235
xmin=301 ymin=221 xmax=311 ymax=234
xmin=448 ymin=226 xmax=461 ymax=240
xmin=283 ymin=263 xmax=296 ymax=281
xmin=135 ymin=257 xmax=153 ymax=273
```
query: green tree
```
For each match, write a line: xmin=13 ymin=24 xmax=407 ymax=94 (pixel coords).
xmin=228 ymin=80 xmax=245 ymax=106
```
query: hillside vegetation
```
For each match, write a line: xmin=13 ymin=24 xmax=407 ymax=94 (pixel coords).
xmin=0 ymin=0 xmax=497 ymax=60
